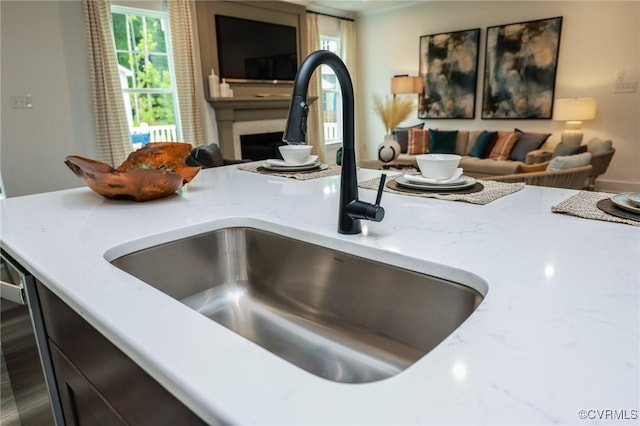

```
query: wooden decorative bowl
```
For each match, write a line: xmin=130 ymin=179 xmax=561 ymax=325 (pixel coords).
xmin=65 ymin=142 xmax=201 ymax=202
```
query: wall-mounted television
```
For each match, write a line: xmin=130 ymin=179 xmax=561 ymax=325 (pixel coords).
xmin=215 ymin=15 xmax=298 ymax=83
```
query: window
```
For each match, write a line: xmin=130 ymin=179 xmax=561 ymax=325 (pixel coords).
xmin=111 ymin=6 xmax=180 ymax=149
xmin=320 ymin=36 xmax=342 ymax=144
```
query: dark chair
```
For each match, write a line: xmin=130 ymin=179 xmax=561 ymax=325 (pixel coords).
xmin=188 ymin=144 xmax=249 ymax=169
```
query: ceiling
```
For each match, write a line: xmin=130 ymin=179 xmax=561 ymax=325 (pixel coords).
xmin=284 ymin=0 xmax=420 ymax=16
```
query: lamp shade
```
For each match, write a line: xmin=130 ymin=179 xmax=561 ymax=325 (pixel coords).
xmin=391 ymin=76 xmax=424 ymax=94
xmin=553 ymin=98 xmax=597 ymax=121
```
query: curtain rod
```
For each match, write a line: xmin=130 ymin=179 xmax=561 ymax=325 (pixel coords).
xmin=307 ymin=10 xmax=355 ymax=22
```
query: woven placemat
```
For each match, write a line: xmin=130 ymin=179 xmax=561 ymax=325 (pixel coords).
xmin=552 ymin=191 xmax=640 ymax=226
xmin=359 ymin=175 xmax=524 ymax=205
xmin=239 ymin=163 xmax=341 ymax=180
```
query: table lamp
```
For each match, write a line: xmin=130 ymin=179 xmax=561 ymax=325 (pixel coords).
xmin=553 ymin=98 xmax=597 ymax=146
xmin=391 ymin=75 xmax=424 ymax=98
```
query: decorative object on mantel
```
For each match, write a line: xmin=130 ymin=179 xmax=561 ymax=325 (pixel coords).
xmin=418 ymin=28 xmax=480 ymax=119
xmin=553 ymin=98 xmax=597 ymax=146
xmin=359 ymin=175 xmax=524 ymax=205
xmin=64 ymin=142 xmax=200 ymax=202
xmin=374 ymin=94 xmax=414 ymax=164
xmin=238 ymin=163 xmax=341 ymax=180
xmin=552 ymin=191 xmax=640 ymax=226
xmin=482 ymin=17 xmax=563 ymax=119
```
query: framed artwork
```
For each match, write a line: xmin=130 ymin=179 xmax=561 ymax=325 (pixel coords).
xmin=481 ymin=16 xmax=563 ymax=119
xmin=418 ymin=28 xmax=480 ymax=119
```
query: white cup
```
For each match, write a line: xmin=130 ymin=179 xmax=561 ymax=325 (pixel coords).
xmin=278 ymin=144 xmax=312 ymax=165
xmin=416 ymin=154 xmax=461 ymax=180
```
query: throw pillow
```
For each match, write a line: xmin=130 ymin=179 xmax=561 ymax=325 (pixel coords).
xmin=517 ymin=162 xmax=548 ymax=173
xmin=509 ymin=129 xmax=552 ymax=162
xmin=428 ymin=129 xmax=458 ymax=154
xmin=393 ymin=123 xmax=425 ymax=153
xmin=547 ymin=152 xmax=592 ymax=171
xmin=488 ymin=131 xmax=520 ymax=161
xmin=552 ymin=142 xmax=587 ymax=158
xmin=407 ymin=128 xmax=429 ymax=154
xmin=468 ymin=131 xmax=497 ymax=158
xmin=586 ymin=137 xmax=613 ymax=154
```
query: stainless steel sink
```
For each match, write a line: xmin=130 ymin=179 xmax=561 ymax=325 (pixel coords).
xmin=111 ymin=227 xmax=483 ymax=383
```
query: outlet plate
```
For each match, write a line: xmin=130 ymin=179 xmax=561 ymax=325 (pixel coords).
xmin=614 ymin=82 xmax=637 ymax=93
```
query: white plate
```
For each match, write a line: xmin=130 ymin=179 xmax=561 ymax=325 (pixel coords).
xmin=611 ymin=194 xmax=640 ymax=214
xmin=403 ymin=172 xmax=467 ymax=186
xmin=396 ymin=175 xmax=476 ymax=190
xmin=261 ymin=161 xmax=323 ymax=172
xmin=265 ymin=155 xmax=318 ymax=168
xmin=626 ymin=192 xmax=640 ymax=207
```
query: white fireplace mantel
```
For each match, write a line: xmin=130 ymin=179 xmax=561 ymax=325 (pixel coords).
xmin=208 ymin=97 xmax=316 ymax=159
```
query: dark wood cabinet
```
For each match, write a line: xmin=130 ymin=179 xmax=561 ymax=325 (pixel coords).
xmin=35 ymin=282 xmax=208 ymax=425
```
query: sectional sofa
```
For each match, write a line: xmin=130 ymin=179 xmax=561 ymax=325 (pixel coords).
xmin=390 ymin=127 xmax=552 ymax=178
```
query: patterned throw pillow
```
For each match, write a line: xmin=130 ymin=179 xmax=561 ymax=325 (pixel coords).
xmin=393 ymin=123 xmax=425 ymax=153
xmin=488 ymin=132 xmax=520 ymax=161
xmin=428 ymin=129 xmax=458 ymax=154
xmin=469 ymin=131 xmax=498 ymax=158
xmin=407 ymin=128 xmax=430 ymax=154
xmin=509 ymin=129 xmax=551 ymax=162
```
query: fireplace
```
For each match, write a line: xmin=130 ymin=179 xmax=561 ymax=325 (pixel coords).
xmin=232 ymin=119 xmax=287 ymax=160
xmin=240 ymin=131 xmax=284 ymax=161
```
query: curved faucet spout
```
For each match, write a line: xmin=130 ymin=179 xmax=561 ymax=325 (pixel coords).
xmin=284 ymin=50 xmax=385 ymax=235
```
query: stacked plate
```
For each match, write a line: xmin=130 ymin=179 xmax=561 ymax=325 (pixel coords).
xmin=262 ymin=155 xmax=322 ymax=172
xmin=396 ymin=173 xmax=477 ymax=191
xmin=610 ymin=192 xmax=640 ymax=215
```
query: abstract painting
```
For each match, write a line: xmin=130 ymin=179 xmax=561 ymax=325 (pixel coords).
xmin=482 ymin=17 xmax=563 ymax=119
xmin=418 ymin=28 xmax=480 ymax=119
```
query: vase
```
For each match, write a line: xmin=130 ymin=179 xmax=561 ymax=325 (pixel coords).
xmin=377 ymin=134 xmax=401 ymax=164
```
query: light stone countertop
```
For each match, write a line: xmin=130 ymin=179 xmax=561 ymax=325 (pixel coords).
xmin=1 ymin=164 xmax=638 ymax=425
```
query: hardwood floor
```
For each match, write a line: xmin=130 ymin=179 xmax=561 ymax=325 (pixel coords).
xmin=2 ymin=347 xmax=22 ymax=426
xmin=1 ymin=299 xmax=54 ymax=426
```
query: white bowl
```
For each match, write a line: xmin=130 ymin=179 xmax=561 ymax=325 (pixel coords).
xmin=416 ymin=154 xmax=462 ymax=180
xmin=278 ymin=144 xmax=312 ymax=165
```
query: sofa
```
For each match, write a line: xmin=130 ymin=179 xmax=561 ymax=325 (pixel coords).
xmin=389 ymin=127 xmax=552 ymax=178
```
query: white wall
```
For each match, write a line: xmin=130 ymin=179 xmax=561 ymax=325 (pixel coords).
xmin=1 ymin=1 xmax=96 ymax=197
xmin=356 ymin=1 xmax=640 ymax=192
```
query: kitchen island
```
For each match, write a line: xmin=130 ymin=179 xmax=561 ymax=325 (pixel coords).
xmin=1 ymin=164 xmax=638 ymax=424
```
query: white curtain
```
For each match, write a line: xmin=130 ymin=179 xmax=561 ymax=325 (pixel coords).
xmin=340 ymin=19 xmax=362 ymax=160
xmin=305 ymin=13 xmax=326 ymax=163
xmin=82 ymin=0 xmax=131 ymax=166
xmin=168 ymin=0 xmax=205 ymax=147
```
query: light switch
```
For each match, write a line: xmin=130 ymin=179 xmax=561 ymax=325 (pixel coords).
xmin=10 ymin=95 xmax=33 ymax=109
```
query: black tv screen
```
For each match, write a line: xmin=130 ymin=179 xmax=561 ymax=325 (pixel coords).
xmin=215 ymin=15 xmax=298 ymax=82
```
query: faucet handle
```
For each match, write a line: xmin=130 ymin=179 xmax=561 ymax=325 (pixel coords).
xmin=375 ymin=173 xmax=387 ymax=206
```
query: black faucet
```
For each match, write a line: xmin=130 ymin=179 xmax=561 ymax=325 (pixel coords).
xmin=283 ymin=50 xmax=386 ymax=235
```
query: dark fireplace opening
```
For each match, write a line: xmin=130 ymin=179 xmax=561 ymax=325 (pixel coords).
xmin=240 ymin=131 xmax=285 ymax=161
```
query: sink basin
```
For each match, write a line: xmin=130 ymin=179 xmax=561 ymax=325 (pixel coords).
xmin=111 ymin=227 xmax=483 ymax=383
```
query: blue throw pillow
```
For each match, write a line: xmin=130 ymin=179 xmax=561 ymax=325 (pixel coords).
xmin=393 ymin=123 xmax=424 ymax=153
xmin=509 ymin=129 xmax=551 ymax=162
xmin=428 ymin=129 xmax=458 ymax=154
xmin=469 ymin=131 xmax=497 ymax=158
